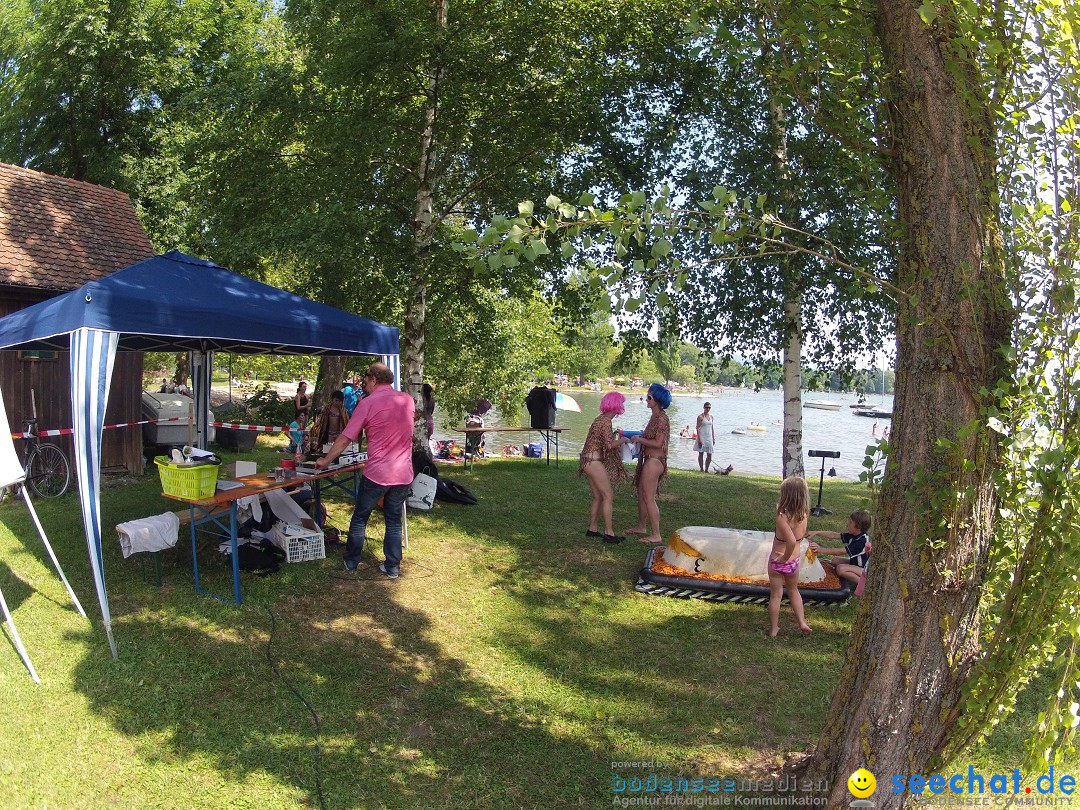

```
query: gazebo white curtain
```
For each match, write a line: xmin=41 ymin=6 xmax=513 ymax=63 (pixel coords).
xmin=70 ymin=327 xmax=119 ymax=658
xmin=383 ymin=354 xmax=401 ymax=390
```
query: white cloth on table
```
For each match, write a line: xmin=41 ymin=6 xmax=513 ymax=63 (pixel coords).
xmin=236 ymin=494 xmax=263 ymax=524
xmin=116 ymin=512 xmax=180 ymax=558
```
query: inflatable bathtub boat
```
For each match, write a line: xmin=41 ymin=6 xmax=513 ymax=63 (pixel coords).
xmin=634 ymin=526 xmax=853 ymax=606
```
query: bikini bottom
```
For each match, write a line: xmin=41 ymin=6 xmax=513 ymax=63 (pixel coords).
xmin=769 ymin=557 xmax=800 ymax=576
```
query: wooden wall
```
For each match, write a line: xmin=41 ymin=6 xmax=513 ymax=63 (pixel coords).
xmin=0 ymin=349 xmax=145 ymax=475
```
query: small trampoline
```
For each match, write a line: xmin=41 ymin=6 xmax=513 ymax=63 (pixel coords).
xmin=634 ymin=527 xmax=853 ymax=606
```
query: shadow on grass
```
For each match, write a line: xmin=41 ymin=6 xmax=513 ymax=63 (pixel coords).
xmin=0 ymin=509 xmax=87 ymax=618
xmin=1 ymin=455 xmax=866 ymax=808
xmin=404 ymin=461 xmax=860 ymax=774
xmin=0 ymin=557 xmax=37 ymax=616
xmin=67 ymin=583 xmax=611 ymax=809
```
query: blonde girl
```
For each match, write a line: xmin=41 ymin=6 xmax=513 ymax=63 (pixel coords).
xmin=768 ymin=475 xmax=812 ymax=637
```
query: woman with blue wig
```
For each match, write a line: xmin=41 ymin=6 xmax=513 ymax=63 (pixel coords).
xmin=626 ymin=383 xmax=671 ymax=544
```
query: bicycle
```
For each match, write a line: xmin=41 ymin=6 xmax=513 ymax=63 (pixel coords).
xmin=0 ymin=418 xmax=72 ymax=502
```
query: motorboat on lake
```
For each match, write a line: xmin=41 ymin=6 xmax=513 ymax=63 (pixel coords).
xmin=804 ymin=399 xmax=841 ymax=411
xmin=854 ymin=408 xmax=893 ymax=418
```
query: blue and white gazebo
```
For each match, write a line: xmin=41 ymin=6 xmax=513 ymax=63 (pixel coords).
xmin=0 ymin=250 xmax=401 ymax=659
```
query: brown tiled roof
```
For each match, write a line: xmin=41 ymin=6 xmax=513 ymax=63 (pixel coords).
xmin=0 ymin=162 xmax=155 ymax=291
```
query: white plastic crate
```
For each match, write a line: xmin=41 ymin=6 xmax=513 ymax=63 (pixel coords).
xmin=270 ymin=521 xmax=326 ymax=563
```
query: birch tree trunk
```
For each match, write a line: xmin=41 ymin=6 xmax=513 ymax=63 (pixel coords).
xmin=781 ymin=297 xmax=804 ymax=479
xmin=403 ymin=0 xmax=448 ymax=444
xmin=763 ymin=61 xmax=806 ymax=479
xmin=800 ymin=0 xmax=1012 ymax=804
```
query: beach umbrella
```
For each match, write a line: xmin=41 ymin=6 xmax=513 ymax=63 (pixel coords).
xmin=555 ymin=392 xmax=582 ymax=413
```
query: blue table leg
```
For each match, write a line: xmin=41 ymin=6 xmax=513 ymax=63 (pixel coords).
xmin=229 ymin=501 xmax=241 ymax=605
xmin=189 ymin=502 xmax=242 ymax=605
xmin=313 ymin=478 xmax=323 ymax=528
xmin=189 ymin=507 xmax=201 ymax=593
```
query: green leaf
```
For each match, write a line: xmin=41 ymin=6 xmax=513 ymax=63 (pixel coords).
xmin=545 ymin=194 xmax=562 ymax=210
xmin=651 ymin=238 xmax=673 ymax=259
xmin=517 ymin=200 xmax=534 ymax=217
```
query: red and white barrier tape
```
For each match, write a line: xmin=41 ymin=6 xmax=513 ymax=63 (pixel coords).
xmin=12 ymin=418 xmax=291 ymax=439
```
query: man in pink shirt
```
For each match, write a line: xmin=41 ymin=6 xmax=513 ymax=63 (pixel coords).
xmin=314 ymin=361 xmax=415 ymax=579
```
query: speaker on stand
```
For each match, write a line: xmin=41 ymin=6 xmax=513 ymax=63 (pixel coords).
xmin=807 ymin=449 xmax=840 ymax=517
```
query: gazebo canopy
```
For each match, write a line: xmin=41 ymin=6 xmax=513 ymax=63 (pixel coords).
xmin=0 ymin=249 xmax=400 ymax=356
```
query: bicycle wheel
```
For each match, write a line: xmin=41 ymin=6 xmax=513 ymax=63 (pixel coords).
xmin=27 ymin=444 xmax=71 ymax=499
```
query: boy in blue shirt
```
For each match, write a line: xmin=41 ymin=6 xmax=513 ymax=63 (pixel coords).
xmin=808 ymin=509 xmax=872 ymax=588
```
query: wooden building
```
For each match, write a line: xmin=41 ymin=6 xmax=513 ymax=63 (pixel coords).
xmin=0 ymin=162 xmax=154 ymax=475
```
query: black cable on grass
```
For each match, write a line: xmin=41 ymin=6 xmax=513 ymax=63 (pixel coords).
xmin=264 ymin=604 xmax=327 ymax=810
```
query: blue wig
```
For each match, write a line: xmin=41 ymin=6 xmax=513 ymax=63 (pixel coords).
xmin=648 ymin=383 xmax=672 ymax=410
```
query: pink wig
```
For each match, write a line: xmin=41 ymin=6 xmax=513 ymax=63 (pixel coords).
xmin=599 ymin=391 xmax=626 ymax=415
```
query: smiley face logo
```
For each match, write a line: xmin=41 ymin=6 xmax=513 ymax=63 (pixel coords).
xmin=847 ymin=768 xmax=876 ymax=798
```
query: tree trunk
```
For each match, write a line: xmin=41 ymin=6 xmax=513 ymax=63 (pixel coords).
xmin=759 ymin=30 xmax=806 ymax=480
xmin=781 ymin=298 xmax=804 ymax=478
xmin=402 ymin=0 xmax=448 ymax=444
xmin=801 ymin=1 xmax=1012 ymax=805
xmin=174 ymin=352 xmax=190 ymax=387
xmin=315 ymin=356 xmax=347 ymax=408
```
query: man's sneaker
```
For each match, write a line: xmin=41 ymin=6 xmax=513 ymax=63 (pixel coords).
xmin=378 ymin=563 xmax=399 ymax=579
xmin=343 ymin=559 xmax=358 ymax=572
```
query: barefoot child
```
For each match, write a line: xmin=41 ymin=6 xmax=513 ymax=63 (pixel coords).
xmin=768 ymin=476 xmax=812 ymax=637
xmin=808 ymin=510 xmax=872 ymax=589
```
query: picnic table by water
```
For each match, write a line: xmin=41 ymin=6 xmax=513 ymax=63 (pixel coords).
xmin=434 ymin=388 xmax=892 ymax=481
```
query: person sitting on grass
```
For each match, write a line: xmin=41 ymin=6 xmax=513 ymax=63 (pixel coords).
xmin=283 ymin=412 xmax=308 ymax=455
xmin=808 ymin=510 xmax=872 ymax=589
xmin=464 ymin=398 xmax=492 ymax=458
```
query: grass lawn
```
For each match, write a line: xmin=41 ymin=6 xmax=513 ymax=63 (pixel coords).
xmin=0 ymin=440 xmax=1066 ymax=808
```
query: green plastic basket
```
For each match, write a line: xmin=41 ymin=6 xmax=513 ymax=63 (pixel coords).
xmin=154 ymin=457 xmax=220 ymax=500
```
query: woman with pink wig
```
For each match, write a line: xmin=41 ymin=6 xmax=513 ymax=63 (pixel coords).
xmin=578 ymin=391 xmax=632 ymax=543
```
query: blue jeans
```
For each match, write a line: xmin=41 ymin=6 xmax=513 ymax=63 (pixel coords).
xmin=344 ymin=476 xmax=409 ymax=574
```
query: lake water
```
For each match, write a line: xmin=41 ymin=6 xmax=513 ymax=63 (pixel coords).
xmin=434 ymin=388 xmax=893 ymax=481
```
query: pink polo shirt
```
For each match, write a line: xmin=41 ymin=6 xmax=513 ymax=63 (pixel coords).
xmin=341 ymin=384 xmax=415 ymax=486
